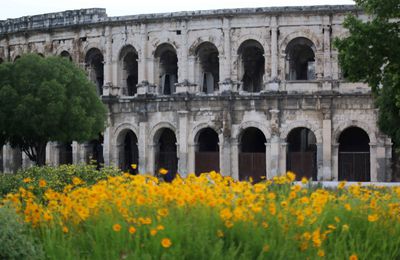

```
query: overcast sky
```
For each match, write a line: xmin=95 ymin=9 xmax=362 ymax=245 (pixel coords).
xmin=0 ymin=0 xmax=355 ymax=20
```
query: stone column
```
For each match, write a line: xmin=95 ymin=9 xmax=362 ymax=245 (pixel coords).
xmin=231 ymin=139 xmax=239 ymax=180
xmin=323 ymin=25 xmax=332 ymax=80
xmin=138 ymin=24 xmax=148 ymax=83
xmin=266 ymin=141 xmax=272 ymax=179
xmin=148 ymin=144 xmax=156 ymax=175
xmin=178 ymin=21 xmax=188 ymax=83
xmin=188 ymin=142 xmax=196 ymax=175
xmin=103 ymin=25 xmax=113 ymax=96
xmin=322 ymin=117 xmax=332 ymax=180
xmin=279 ymin=142 xmax=287 ymax=176
xmin=384 ymin=138 xmax=393 ymax=181
xmin=178 ymin=111 xmax=188 ymax=176
xmin=222 ymin=17 xmax=231 ymax=81
xmin=270 ymin=18 xmax=278 ymax=81
xmin=269 ymin=135 xmax=281 ymax=177
xmin=332 ymin=143 xmax=339 ymax=181
xmin=220 ymin=136 xmax=231 ymax=177
xmin=103 ymin=126 xmax=111 ymax=166
xmin=72 ymin=141 xmax=79 ymax=165
xmin=376 ymin=143 xmax=388 ymax=181
xmin=188 ymin=56 xmax=196 ymax=86
xmin=138 ymin=122 xmax=148 ymax=174
xmin=316 ymin=143 xmax=323 ymax=180
xmin=370 ymin=142 xmax=377 ymax=182
xmin=3 ymin=144 xmax=22 ymax=173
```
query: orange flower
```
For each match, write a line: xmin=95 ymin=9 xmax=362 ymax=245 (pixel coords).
xmin=159 ymin=168 xmax=168 ymax=175
xmin=39 ymin=179 xmax=47 ymax=188
xmin=161 ymin=238 xmax=172 ymax=248
xmin=62 ymin=226 xmax=69 ymax=233
xmin=318 ymin=249 xmax=325 ymax=257
xmin=113 ymin=224 xmax=121 ymax=232
xmin=157 ymin=208 xmax=169 ymax=217
xmin=23 ymin=177 xmax=32 ymax=183
xmin=150 ymin=229 xmax=158 ymax=236
xmin=131 ymin=164 xmax=137 ymax=170
xmin=349 ymin=254 xmax=358 ymax=260
xmin=128 ymin=226 xmax=136 ymax=234
xmin=368 ymin=214 xmax=379 ymax=222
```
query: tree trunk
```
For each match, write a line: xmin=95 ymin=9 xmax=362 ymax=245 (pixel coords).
xmin=35 ymin=142 xmax=47 ymax=166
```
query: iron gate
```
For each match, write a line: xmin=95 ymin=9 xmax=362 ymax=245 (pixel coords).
xmin=195 ymin=152 xmax=219 ymax=176
xmin=287 ymin=151 xmax=317 ymax=180
xmin=239 ymin=152 xmax=266 ymax=182
xmin=339 ymin=152 xmax=370 ymax=181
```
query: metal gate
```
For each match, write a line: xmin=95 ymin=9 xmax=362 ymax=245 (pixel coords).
xmin=339 ymin=152 xmax=370 ymax=181
xmin=239 ymin=152 xmax=266 ymax=182
xmin=157 ymin=151 xmax=178 ymax=175
xmin=287 ymin=151 xmax=317 ymax=180
xmin=195 ymin=152 xmax=219 ymax=176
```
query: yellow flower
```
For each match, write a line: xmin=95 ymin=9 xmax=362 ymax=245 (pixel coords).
xmin=349 ymin=254 xmax=358 ymax=260
xmin=113 ymin=224 xmax=121 ymax=232
xmin=131 ymin=164 xmax=137 ymax=170
xmin=281 ymin=201 xmax=288 ymax=207
xmin=368 ymin=214 xmax=379 ymax=222
xmin=286 ymin=171 xmax=296 ymax=182
xmin=225 ymin=220 xmax=234 ymax=228
xmin=263 ymin=244 xmax=270 ymax=252
xmin=72 ymin=177 xmax=83 ymax=186
xmin=150 ymin=229 xmax=158 ymax=236
xmin=129 ymin=226 xmax=136 ymax=234
xmin=318 ymin=249 xmax=325 ymax=257
xmin=342 ymin=224 xmax=349 ymax=232
xmin=217 ymin=229 xmax=224 ymax=238
xmin=23 ymin=177 xmax=32 ymax=183
xmin=39 ymin=179 xmax=47 ymax=188
xmin=62 ymin=226 xmax=69 ymax=233
xmin=344 ymin=203 xmax=352 ymax=211
xmin=301 ymin=177 xmax=308 ymax=184
xmin=159 ymin=168 xmax=168 ymax=175
xmin=156 ymin=225 xmax=165 ymax=231
xmin=161 ymin=238 xmax=172 ymax=248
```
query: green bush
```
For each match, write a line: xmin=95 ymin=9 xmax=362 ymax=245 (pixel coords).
xmin=0 ymin=164 xmax=123 ymax=197
xmin=0 ymin=206 xmax=44 ymax=260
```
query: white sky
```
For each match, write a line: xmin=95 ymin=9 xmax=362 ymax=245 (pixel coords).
xmin=1 ymin=0 xmax=355 ymax=20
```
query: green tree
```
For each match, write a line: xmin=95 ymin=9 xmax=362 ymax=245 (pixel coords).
xmin=334 ymin=0 xmax=400 ymax=144
xmin=0 ymin=54 xmax=107 ymax=166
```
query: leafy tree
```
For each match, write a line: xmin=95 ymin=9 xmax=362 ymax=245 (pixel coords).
xmin=334 ymin=0 xmax=400 ymax=144
xmin=0 ymin=54 xmax=107 ymax=166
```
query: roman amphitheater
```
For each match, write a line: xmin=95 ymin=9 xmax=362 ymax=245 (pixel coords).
xmin=0 ymin=5 xmax=393 ymax=181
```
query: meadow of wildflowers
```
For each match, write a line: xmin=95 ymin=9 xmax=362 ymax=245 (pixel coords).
xmin=1 ymin=169 xmax=400 ymax=259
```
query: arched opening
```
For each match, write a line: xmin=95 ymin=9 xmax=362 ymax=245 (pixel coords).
xmin=155 ymin=128 xmax=178 ymax=181
xmin=238 ymin=40 xmax=265 ymax=92
xmin=285 ymin=37 xmax=316 ymax=80
xmin=14 ymin=55 xmax=21 ymax=62
xmin=85 ymin=48 xmax=104 ymax=96
xmin=239 ymin=127 xmax=266 ymax=182
xmin=118 ymin=130 xmax=139 ymax=174
xmin=195 ymin=42 xmax=219 ymax=94
xmin=119 ymin=46 xmax=138 ymax=96
xmin=339 ymin=127 xmax=370 ymax=181
xmin=37 ymin=53 xmax=44 ymax=58
xmin=155 ymin=43 xmax=178 ymax=95
xmin=59 ymin=142 xmax=73 ymax=165
xmin=87 ymin=134 xmax=104 ymax=170
xmin=60 ymin=51 xmax=72 ymax=61
xmin=0 ymin=57 xmax=3 ymax=64
xmin=195 ymin=128 xmax=219 ymax=175
xmin=286 ymin=127 xmax=317 ymax=180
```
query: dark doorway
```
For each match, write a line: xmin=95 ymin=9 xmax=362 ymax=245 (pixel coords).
xmin=155 ymin=44 xmax=178 ymax=95
xmin=285 ymin=37 xmax=315 ymax=80
xmin=196 ymin=42 xmax=219 ymax=94
xmin=120 ymin=130 xmax=139 ymax=174
xmin=238 ymin=40 xmax=265 ymax=92
xmin=88 ymin=134 xmax=104 ymax=170
xmin=0 ymin=57 xmax=3 ymax=64
xmin=120 ymin=46 xmax=138 ymax=96
xmin=239 ymin=127 xmax=266 ymax=182
xmin=195 ymin=128 xmax=219 ymax=175
xmin=339 ymin=127 xmax=370 ymax=181
xmin=287 ymin=127 xmax=317 ymax=180
xmin=59 ymin=142 xmax=73 ymax=165
xmin=156 ymin=128 xmax=178 ymax=181
xmin=85 ymin=48 xmax=104 ymax=96
xmin=60 ymin=51 xmax=72 ymax=61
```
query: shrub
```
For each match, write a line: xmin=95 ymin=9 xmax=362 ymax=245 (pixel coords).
xmin=0 ymin=206 xmax=44 ymax=260
xmin=0 ymin=164 xmax=123 ymax=197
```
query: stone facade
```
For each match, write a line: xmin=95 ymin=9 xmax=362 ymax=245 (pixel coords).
xmin=0 ymin=5 xmax=392 ymax=181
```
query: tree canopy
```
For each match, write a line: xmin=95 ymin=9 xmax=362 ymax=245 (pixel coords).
xmin=0 ymin=54 xmax=107 ymax=165
xmin=335 ymin=0 xmax=400 ymax=145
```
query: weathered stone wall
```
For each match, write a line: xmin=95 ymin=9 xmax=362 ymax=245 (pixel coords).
xmin=0 ymin=5 xmax=392 ymax=181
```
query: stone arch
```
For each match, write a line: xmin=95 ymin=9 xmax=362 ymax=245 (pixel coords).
xmin=192 ymin=41 xmax=220 ymax=93
xmin=188 ymin=37 xmax=223 ymax=57
xmin=279 ymin=31 xmax=321 ymax=54
xmin=150 ymin=38 xmax=179 ymax=56
xmin=113 ymin=123 xmax=139 ymax=146
xmin=191 ymin=122 xmax=222 ymax=145
xmin=235 ymin=121 xmax=271 ymax=141
xmin=193 ymin=126 xmax=220 ymax=175
xmin=281 ymin=121 xmax=322 ymax=143
xmin=149 ymin=122 xmax=177 ymax=145
xmin=118 ymin=44 xmax=139 ymax=96
xmin=114 ymin=125 xmax=139 ymax=173
xmin=85 ymin=47 xmax=104 ymax=96
xmin=236 ymin=39 xmax=265 ymax=92
xmin=154 ymin=43 xmax=178 ymax=94
xmin=233 ymin=34 xmax=268 ymax=55
xmin=334 ymin=120 xmax=376 ymax=144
